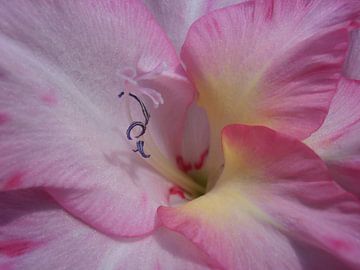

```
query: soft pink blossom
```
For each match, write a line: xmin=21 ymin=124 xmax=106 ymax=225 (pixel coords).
xmin=1 ymin=1 xmax=360 ymax=270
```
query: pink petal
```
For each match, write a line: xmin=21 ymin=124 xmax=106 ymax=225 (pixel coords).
xmin=344 ymin=29 xmax=360 ymax=79
xmin=0 ymin=0 xmax=196 ymax=237
xmin=142 ymin=0 xmax=247 ymax=52
xmin=180 ymin=0 xmax=360 ymax=179
xmin=0 ymin=189 xmax=214 ymax=270
xmin=305 ymin=78 xmax=360 ymax=197
xmin=159 ymin=125 xmax=360 ymax=270
xmin=177 ymin=103 xmax=210 ymax=175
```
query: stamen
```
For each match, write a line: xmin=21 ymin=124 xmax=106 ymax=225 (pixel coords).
xmin=118 ymin=91 xmax=124 ymax=98
xmin=118 ymin=92 xmax=151 ymax=159
xmin=126 ymin=121 xmax=146 ymax=140
xmin=117 ymin=65 xmax=206 ymax=195
xmin=133 ymin=140 xmax=151 ymax=158
xmin=118 ymin=64 xmax=166 ymax=109
xmin=144 ymin=131 xmax=205 ymax=196
xmin=129 ymin=93 xmax=150 ymax=125
xmin=137 ymin=88 xmax=164 ymax=108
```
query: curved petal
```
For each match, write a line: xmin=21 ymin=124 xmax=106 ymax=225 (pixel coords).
xmin=0 ymin=189 xmax=214 ymax=270
xmin=180 ymin=0 xmax=360 ymax=180
xmin=176 ymin=103 xmax=210 ymax=187
xmin=142 ymin=0 xmax=247 ymax=52
xmin=344 ymin=29 xmax=360 ymax=79
xmin=159 ymin=125 xmax=360 ymax=270
xmin=0 ymin=0 xmax=197 ymax=237
xmin=305 ymin=78 xmax=360 ymax=197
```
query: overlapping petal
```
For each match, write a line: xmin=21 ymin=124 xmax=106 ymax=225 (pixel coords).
xmin=142 ymin=0 xmax=247 ymax=52
xmin=344 ymin=29 xmax=360 ymax=79
xmin=0 ymin=0 xmax=196 ymax=237
xmin=176 ymin=103 xmax=210 ymax=186
xmin=306 ymin=78 xmax=360 ymax=197
xmin=159 ymin=125 xmax=360 ymax=270
xmin=181 ymin=0 xmax=360 ymax=179
xmin=0 ymin=189 xmax=214 ymax=270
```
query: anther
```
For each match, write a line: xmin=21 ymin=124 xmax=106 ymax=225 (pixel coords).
xmin=118 ymin=92 xmax=152 ymax=159
xmin=133 ymin=140 xmax=151 ymax=158
xmin=126 ymin=121 xmax=146 ymax=140
xmin=129 ymin=93 xmax=150 ymax=125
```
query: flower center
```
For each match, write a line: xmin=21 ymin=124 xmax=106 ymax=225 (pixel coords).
xmin=118 ymin=64 xmax=206 ymax=197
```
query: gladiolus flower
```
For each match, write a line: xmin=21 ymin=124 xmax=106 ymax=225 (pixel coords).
xmin=1 ymin=1 xmax=360 ymax=270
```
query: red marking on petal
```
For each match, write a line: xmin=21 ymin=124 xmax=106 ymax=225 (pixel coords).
xmin=169 ymin=186 xmax=186 ymax=200
xmin=41 ymin=93 xmax=58 ymax=106
xmin=194 ymin=149 xmax=209 ymax=170
xmin=265 ymin=3 xmax=274 ymax=21
xmin=176 ymin=155 xmax=192 ymax=173
xmin=0 ymin=112 xmax=10 ymax=125
xmin=3 ymin=173 xmax=23 ymax=190
xmin=328 ymin=238 xmax=352 ymax=252
xmin=0 ymin=240 xmax=35 ymax=257
xmin=349 ymin=20 xmax=360 ymax=30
